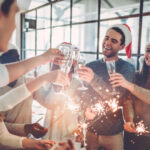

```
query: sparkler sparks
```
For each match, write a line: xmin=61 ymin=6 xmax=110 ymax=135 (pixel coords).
xmin=92 ymin=102 xmax=105 ymax=115
xmin=136 ymin=121 xmax=149 ymax=135
xmin=106 ymin=98 xmax=121 ymax=112
xmin=67 ymin=103 xmax=80 ymax=113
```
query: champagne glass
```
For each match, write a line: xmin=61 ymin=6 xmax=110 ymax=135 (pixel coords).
xmin=57 ymin=43 xmax=73 ymax=74
xmin=71 ymin=47 xmax=88 ymax=90
xmin=53 ymin=43 xmax=73 ymax=93
xmin=72 ymin=46 xmax=80 ymax=79
xmin=77 ymin=59 xmax=88 ymax=91
xmin=106 ymin=60 xmax=118 ymax=95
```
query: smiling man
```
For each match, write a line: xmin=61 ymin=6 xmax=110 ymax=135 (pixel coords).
xmin=77 ymin=24 xmax=135 ymax=150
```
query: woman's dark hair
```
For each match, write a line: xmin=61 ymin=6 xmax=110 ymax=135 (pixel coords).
xmin=111 ymin=27 xmax=125 ymax=45
xmin=0 ymin=49 xmax=20 ymax=64
xmin=0 ymin=49 xmax=20 ymax=87
xmin=1 ymin=0 xmax=15 ymax=15
xmin=134 ymin=60 xmax=149 ymax=87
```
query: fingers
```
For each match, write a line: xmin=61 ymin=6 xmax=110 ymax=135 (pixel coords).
xmin=67 ymin=139 xmax=75 ymax=149
xmin=29 ymin=123 xmax=48 ymax=138
xmin=109 ymin=73 xmax=126 ymax=88
xmin=77 ymin=66 xmax=94 ymax=83
xmin=124 ymin=122 xmax=136 ymax=133
xmin=109 ymin=74 xmax=124 ymax=81
xmin=39 ymin=140 xmax=56 ymax=150
xmin=109 ymin=79 xmax=122 ymax=87
xmin=85 ymin=108 xmax=96 ymax=120
xmin=47 ymin=48 xmax=65 ymax=60
xmin=57 ymin=140 xmax=75 ymax=150
xmin=56 ymin=71 xmax=70 ymax=86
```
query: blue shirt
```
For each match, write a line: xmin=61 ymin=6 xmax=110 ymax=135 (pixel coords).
xmin=80 ymin=58 xmax=135 ymax=135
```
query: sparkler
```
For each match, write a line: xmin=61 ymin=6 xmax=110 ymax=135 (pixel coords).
xmin=136 ymin=121 xmax=149 ymax=135
xmin=106 ymin=98 xmax=122 ymax=112
xmin=92 ymin=102 xmax=105 ymax=115
xmin=67 ymin=103 xmax=80 ymax=113
xmin=81 ymin=122 xmax=87 ymax=147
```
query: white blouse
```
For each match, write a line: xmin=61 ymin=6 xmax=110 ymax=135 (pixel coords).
xmin=0 ymin=64 xmax=9 ymax=88
xmin=0 ymin=65 xmax=31 ymax=112
xmin=0 ymin=64 xmax=30 ymax=149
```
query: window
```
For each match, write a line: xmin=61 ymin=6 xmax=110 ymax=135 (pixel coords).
xmin=21 ymin=0 xmax=148 ymax=69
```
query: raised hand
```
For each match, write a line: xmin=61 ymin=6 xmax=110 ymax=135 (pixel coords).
xmin=85 ymin=107 xmax=97 ymax=120
xmin=24 ymin=123 xmax=48 ymax=138
xmin=54 ymin=139 xmax=75 ymax=150
xmin=22 ymin=139 xmax=56 ymax=150
xmin=77 ymin=66 xmax=94 ymax=83
xmin=109 ymin=73 xmax=130 ymax=89
xmin=41 ymin=48 xmax=64 ymax=64
xmin=47 ymin=70 xmax=70 ymax=86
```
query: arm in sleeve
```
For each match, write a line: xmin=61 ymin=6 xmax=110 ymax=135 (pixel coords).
xmin=33 ymin=85 xmax=55 ymax=109
xmin=0 ymin=121 xmax=25 ymax=148
xmin=0 ymin=64 xmax=9 ymax=87
xmin=4 ymin=122 xmax=26 ymax=136
xmin=0 ymin=83 xmax=31 ymax=111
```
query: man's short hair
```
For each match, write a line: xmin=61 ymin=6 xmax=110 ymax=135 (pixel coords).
xmin=109 ymin=27 xmax=125 ymax=45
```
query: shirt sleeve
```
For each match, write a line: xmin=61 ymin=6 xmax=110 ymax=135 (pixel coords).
xmin=0 ymin=83 xmax=31 ymax=111
xmin=0 ymin=64 xmax=9 ymax=88
xmin=0 ymin=121 xmax=25 ymax=148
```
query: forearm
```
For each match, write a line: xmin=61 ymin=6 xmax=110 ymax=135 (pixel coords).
xmin=0 ymin=84 xmax=31 ymax=111
xmin=129 ymin=83 xmax=150 ymax=104
xmin=5 ymin=122 xmax=26 ymax=136
xmin=26 ymin=73 xmax=49 ymax=93
xmin=123 ymin=99 xmax=134 ymax=122
xmin=6 ymin=55 xmax=43 ymax=83
xmin=0 ymin=121 xmax=25 ymax=148
xmin=0 ymin=75 xmax=48 ymax=111
xmin=33 ymin=86 xmax=53 ymax=109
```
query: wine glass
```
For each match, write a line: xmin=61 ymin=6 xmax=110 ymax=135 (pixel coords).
xmin=106 ymin=60 xmax=118 ymax=95
xmin=53 ymin=43 xmax=73 ymax=93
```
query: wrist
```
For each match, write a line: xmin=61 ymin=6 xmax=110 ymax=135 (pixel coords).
xmin=128 ymin=82 xmax=135 ymax=92
xmin=24 ymin=124 xmax=30 ymax=135
xmin=125 ymin=118 xmax=133 ymax=123
xmin=22 ymin=138 xmax=35 ymax=149
xmin=38 ymin=54 xmax=48 ymax=65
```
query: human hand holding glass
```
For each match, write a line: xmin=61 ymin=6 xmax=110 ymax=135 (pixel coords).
xmin=106 ymin=60 xmax=118 ymax=95
xmin=52 ymin=43 xmax=73 ymax=93
xmin=75 ymin=59 xmax=88 ymax=91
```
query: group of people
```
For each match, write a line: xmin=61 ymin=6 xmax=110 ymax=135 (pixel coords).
xmin=0 ymin=0 xmax=74 ymax=150
xmin=76 ymin=24 xmax=150 ymax=150
xmin=0 ymin=0 xmax=150 ymax=150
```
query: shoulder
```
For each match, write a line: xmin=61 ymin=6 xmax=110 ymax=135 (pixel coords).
xmin=86 ymin=59 xmax=103 ymax=68
xmin=119 ymin=59 xmax=135 ymax=72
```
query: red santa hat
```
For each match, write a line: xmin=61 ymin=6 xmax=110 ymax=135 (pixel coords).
xmin=108 ymin=24 xmax=132 ymax=58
